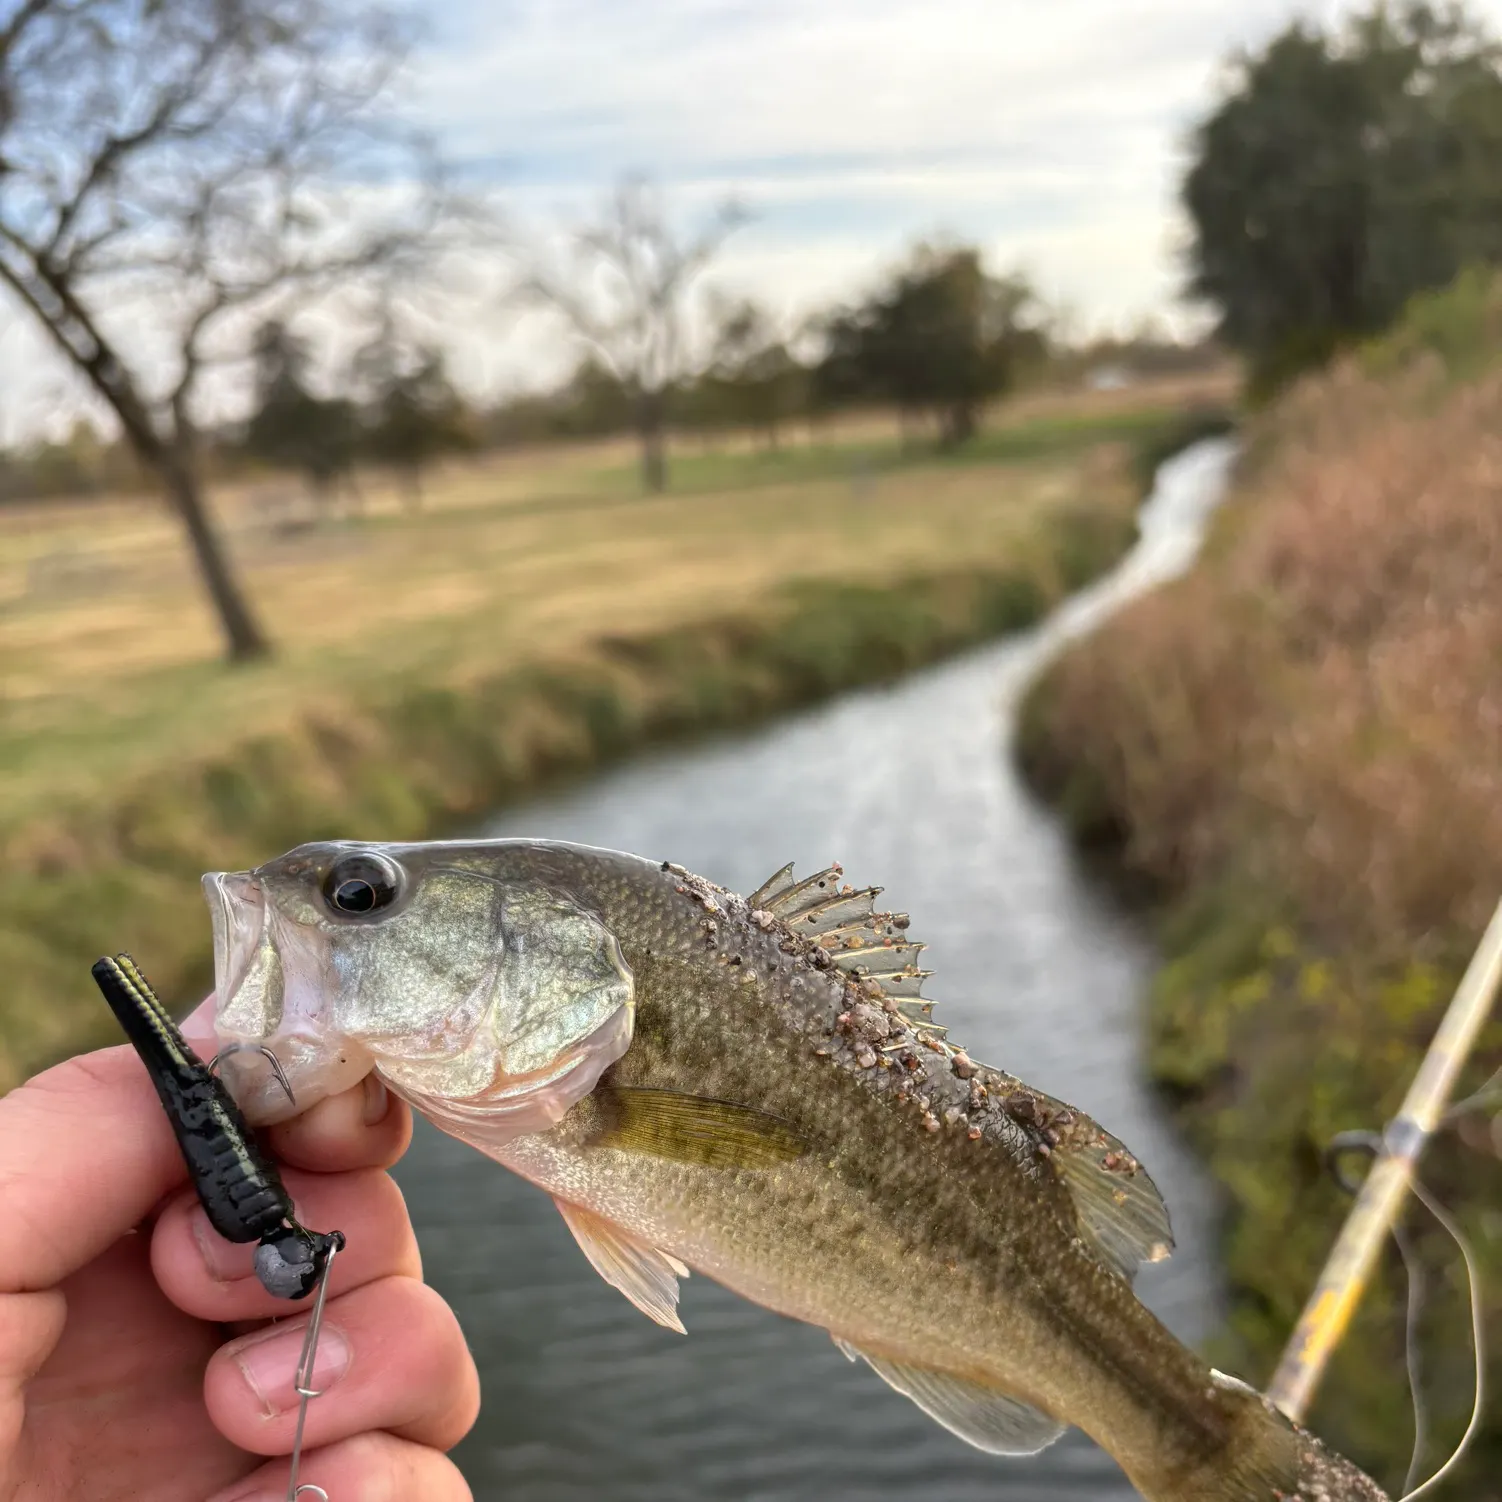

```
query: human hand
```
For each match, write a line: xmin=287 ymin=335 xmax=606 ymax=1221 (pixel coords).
xmin=0 ymin=999 xmax=479 ymax=1501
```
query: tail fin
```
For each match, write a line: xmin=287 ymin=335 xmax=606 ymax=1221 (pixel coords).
xmin=1137 ymin=1371 xmax=1389 ymax=1502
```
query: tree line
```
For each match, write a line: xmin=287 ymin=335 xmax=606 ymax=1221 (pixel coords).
xmin=6 ymin=0 xmax=1495 ymax=661
xmin=1184 ymin=1 xmax=1502 ymax=395
xmin=0 ymin=267 xmax=1198 ymax=513
xmin=487 ymin=234 xmax=1054 ymax=469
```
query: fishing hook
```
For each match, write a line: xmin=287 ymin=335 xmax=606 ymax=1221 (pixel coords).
xmin=207 ymin=1041 xmax=298 ymax=1109
xmin=91 ymin=954 xmax=347 ymax=1499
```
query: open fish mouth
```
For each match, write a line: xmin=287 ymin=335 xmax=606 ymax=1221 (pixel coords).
xmin=202 ymin=869 xmax=372 ymax=1124
xmin=204 ymin=871 xmax=278 ymax=1033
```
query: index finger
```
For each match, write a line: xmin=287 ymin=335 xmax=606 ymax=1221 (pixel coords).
xmin=0 ymin=1045 xmax=185 ymax=1292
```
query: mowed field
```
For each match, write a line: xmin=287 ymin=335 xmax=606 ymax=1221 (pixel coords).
xmin=0 ymin=370 xmax=1241 ymax=1083
xmin=0 ymin=371 xmax=1233 ymax=833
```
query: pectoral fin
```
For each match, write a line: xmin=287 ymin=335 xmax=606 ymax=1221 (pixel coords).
xmin=833 ymin=1338 xmax=1065 ymax=1456
xmin=593 ymin=1085 xmax=808 ymax=1170
xmin=554 ymin=1198 xmax=690 ymax=1333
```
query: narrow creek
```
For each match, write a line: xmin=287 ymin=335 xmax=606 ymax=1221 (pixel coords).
xmin=392 ymin=436 xmax=1241 ymax=1502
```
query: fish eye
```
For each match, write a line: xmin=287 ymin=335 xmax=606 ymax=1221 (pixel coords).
xmin=321 ymin=853 xmax=402 ymax=918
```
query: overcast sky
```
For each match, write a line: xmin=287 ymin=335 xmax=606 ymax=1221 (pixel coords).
xmin=7 ymin=0 xmax=1502 ymax=439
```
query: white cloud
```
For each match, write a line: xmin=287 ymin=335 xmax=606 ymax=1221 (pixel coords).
xmin=7 ymin=0 xmax=1502 ymax=430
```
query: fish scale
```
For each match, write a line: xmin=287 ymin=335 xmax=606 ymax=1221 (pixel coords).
xmin=205 ymin=838 xmax=1389 ymax=1502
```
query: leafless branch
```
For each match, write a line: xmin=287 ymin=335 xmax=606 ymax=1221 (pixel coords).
xmin=0 ymin=0 xmax=469 ymax=658
xmin=506 ymin=174 xmax=748 ymax=489
xmin=513 ymin=175 xmax=747 ymax=396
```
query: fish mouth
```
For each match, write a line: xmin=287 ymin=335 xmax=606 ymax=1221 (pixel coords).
xmin=201 ymin=868 xmax=371 ymax=1124
xmin=204 ymin=870 xmax=272 ymax=1029
xmin=203 ymin=869 xmax=290 ymax=1107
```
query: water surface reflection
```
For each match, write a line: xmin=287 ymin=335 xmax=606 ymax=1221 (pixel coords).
xmin=393 ymin=440 xmax=1238 ymax=1501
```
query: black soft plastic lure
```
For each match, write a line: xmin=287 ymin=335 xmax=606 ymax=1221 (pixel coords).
xmin=91 ymin=953 xmax=343 ymax=1299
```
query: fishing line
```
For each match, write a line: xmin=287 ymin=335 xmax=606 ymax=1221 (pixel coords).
xmin=285 ymin=1233 xmax=343 ymax=1502
xmin=1442 ymin=1062 xmax=1502 ymax=1125
xmin=1325 ymin=1131 xmax=1485 ymax=1502
xmin=1395 ymin=1175 xmax=1485 ymax=1502
xmin=1389 ymin=1216 xmax=1427 ymax=1496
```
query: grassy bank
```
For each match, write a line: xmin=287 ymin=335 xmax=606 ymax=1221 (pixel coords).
xmin=0 ymin=387 xmax=1222 ymax=1091
xmin=1018 ymin=276 xmax=1502 ymax=1492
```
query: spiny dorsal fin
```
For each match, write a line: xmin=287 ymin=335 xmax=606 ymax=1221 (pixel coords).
xmin=787 ymin=887 xmax=883 ymax=932
xmin=747 ymin=862 xmax=797 ymax=911
xmin=832 ymin=1338 xmax=1065 ymax=1455
xmin=999 ymin=1082 xmax=1174 ymax=1280
xmin=746 ymin=861 xmax=932 ymax=1012
xmin=554 ymin=1198 xmax=689 ymax=1333
xmin=594 ymin=1085 xmax=809 ymax=1170
xmin=742 ymin=863 xmax=1168 ymax=1281
xmin=764 ymin=864 xmax=848 ymax=918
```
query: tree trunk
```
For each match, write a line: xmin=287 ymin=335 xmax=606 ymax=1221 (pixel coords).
xmin=309 ymin=473 xmax=334 ymax=520
xmin=159 ymin=451 xmax=270 ymax=662
xmin=402 ymin=465 xmax=424 ymax=513
xmin=939 ymin=402 xmax=976 ymax=449
xmin=0 ymin=260 xmax=271 ymax=662
xmin=638 ymin=390 xmax=667 ymax=493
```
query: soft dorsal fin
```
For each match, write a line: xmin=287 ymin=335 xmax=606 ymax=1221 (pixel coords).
xmin=554 ymin=1198 xmax=690 ymax=1334
xmin=1003 ymin=1083 xmax=1174 ymax=1280
xmin=743 ymin=864 xmax=1168 ymax=1279
xmin=833 ymin=1338 xmax=1065 ymax=1455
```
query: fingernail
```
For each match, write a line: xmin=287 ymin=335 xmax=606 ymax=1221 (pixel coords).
xmin=193 ymin=1207 xmax=253 ymax=1282
xmin=234 ymin=1320 xmax=351 ymax=1416
xmin=362 ymin=1072 xmax=390 ymax=1126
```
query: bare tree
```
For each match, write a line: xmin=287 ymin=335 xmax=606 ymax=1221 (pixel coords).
xmin=516 ymin=176 xmax=745 ymax=493
xmin=0 ymin=0 xmax=458 ymax=660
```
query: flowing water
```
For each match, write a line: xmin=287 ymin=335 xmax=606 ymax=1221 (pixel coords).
xmin=392 ymin=437 xmax=1240 ymax=1502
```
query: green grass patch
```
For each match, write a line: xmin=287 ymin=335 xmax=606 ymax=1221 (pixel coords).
xmin=0 ymin=427 xmax=1189 ymax=1090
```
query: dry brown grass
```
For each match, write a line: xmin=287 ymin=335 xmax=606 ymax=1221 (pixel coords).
xmin=1030 ymin=358 xmax=1502 ymax=954
xmin=0 ymin=448 xmax=1078 ymax=813
xmin=1019 ymin=306 xmax=1502 ymax=1488
xmin=0 ymin=378 xmax=1227 ymax=832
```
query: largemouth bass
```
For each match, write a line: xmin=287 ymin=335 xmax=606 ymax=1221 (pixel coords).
xmin=204 ymin=839 xmax=1388 ymax=1501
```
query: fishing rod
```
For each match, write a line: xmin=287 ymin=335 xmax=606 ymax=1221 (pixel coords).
xmin=1266 ymin=896 xmax=1502 ymax=1429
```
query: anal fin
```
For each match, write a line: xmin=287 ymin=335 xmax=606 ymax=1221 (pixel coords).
xmin=832 ymin=1337 xmax=1065 ymax=1456
xmin=554 ymin=1198 xmax=690 ymax=1334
